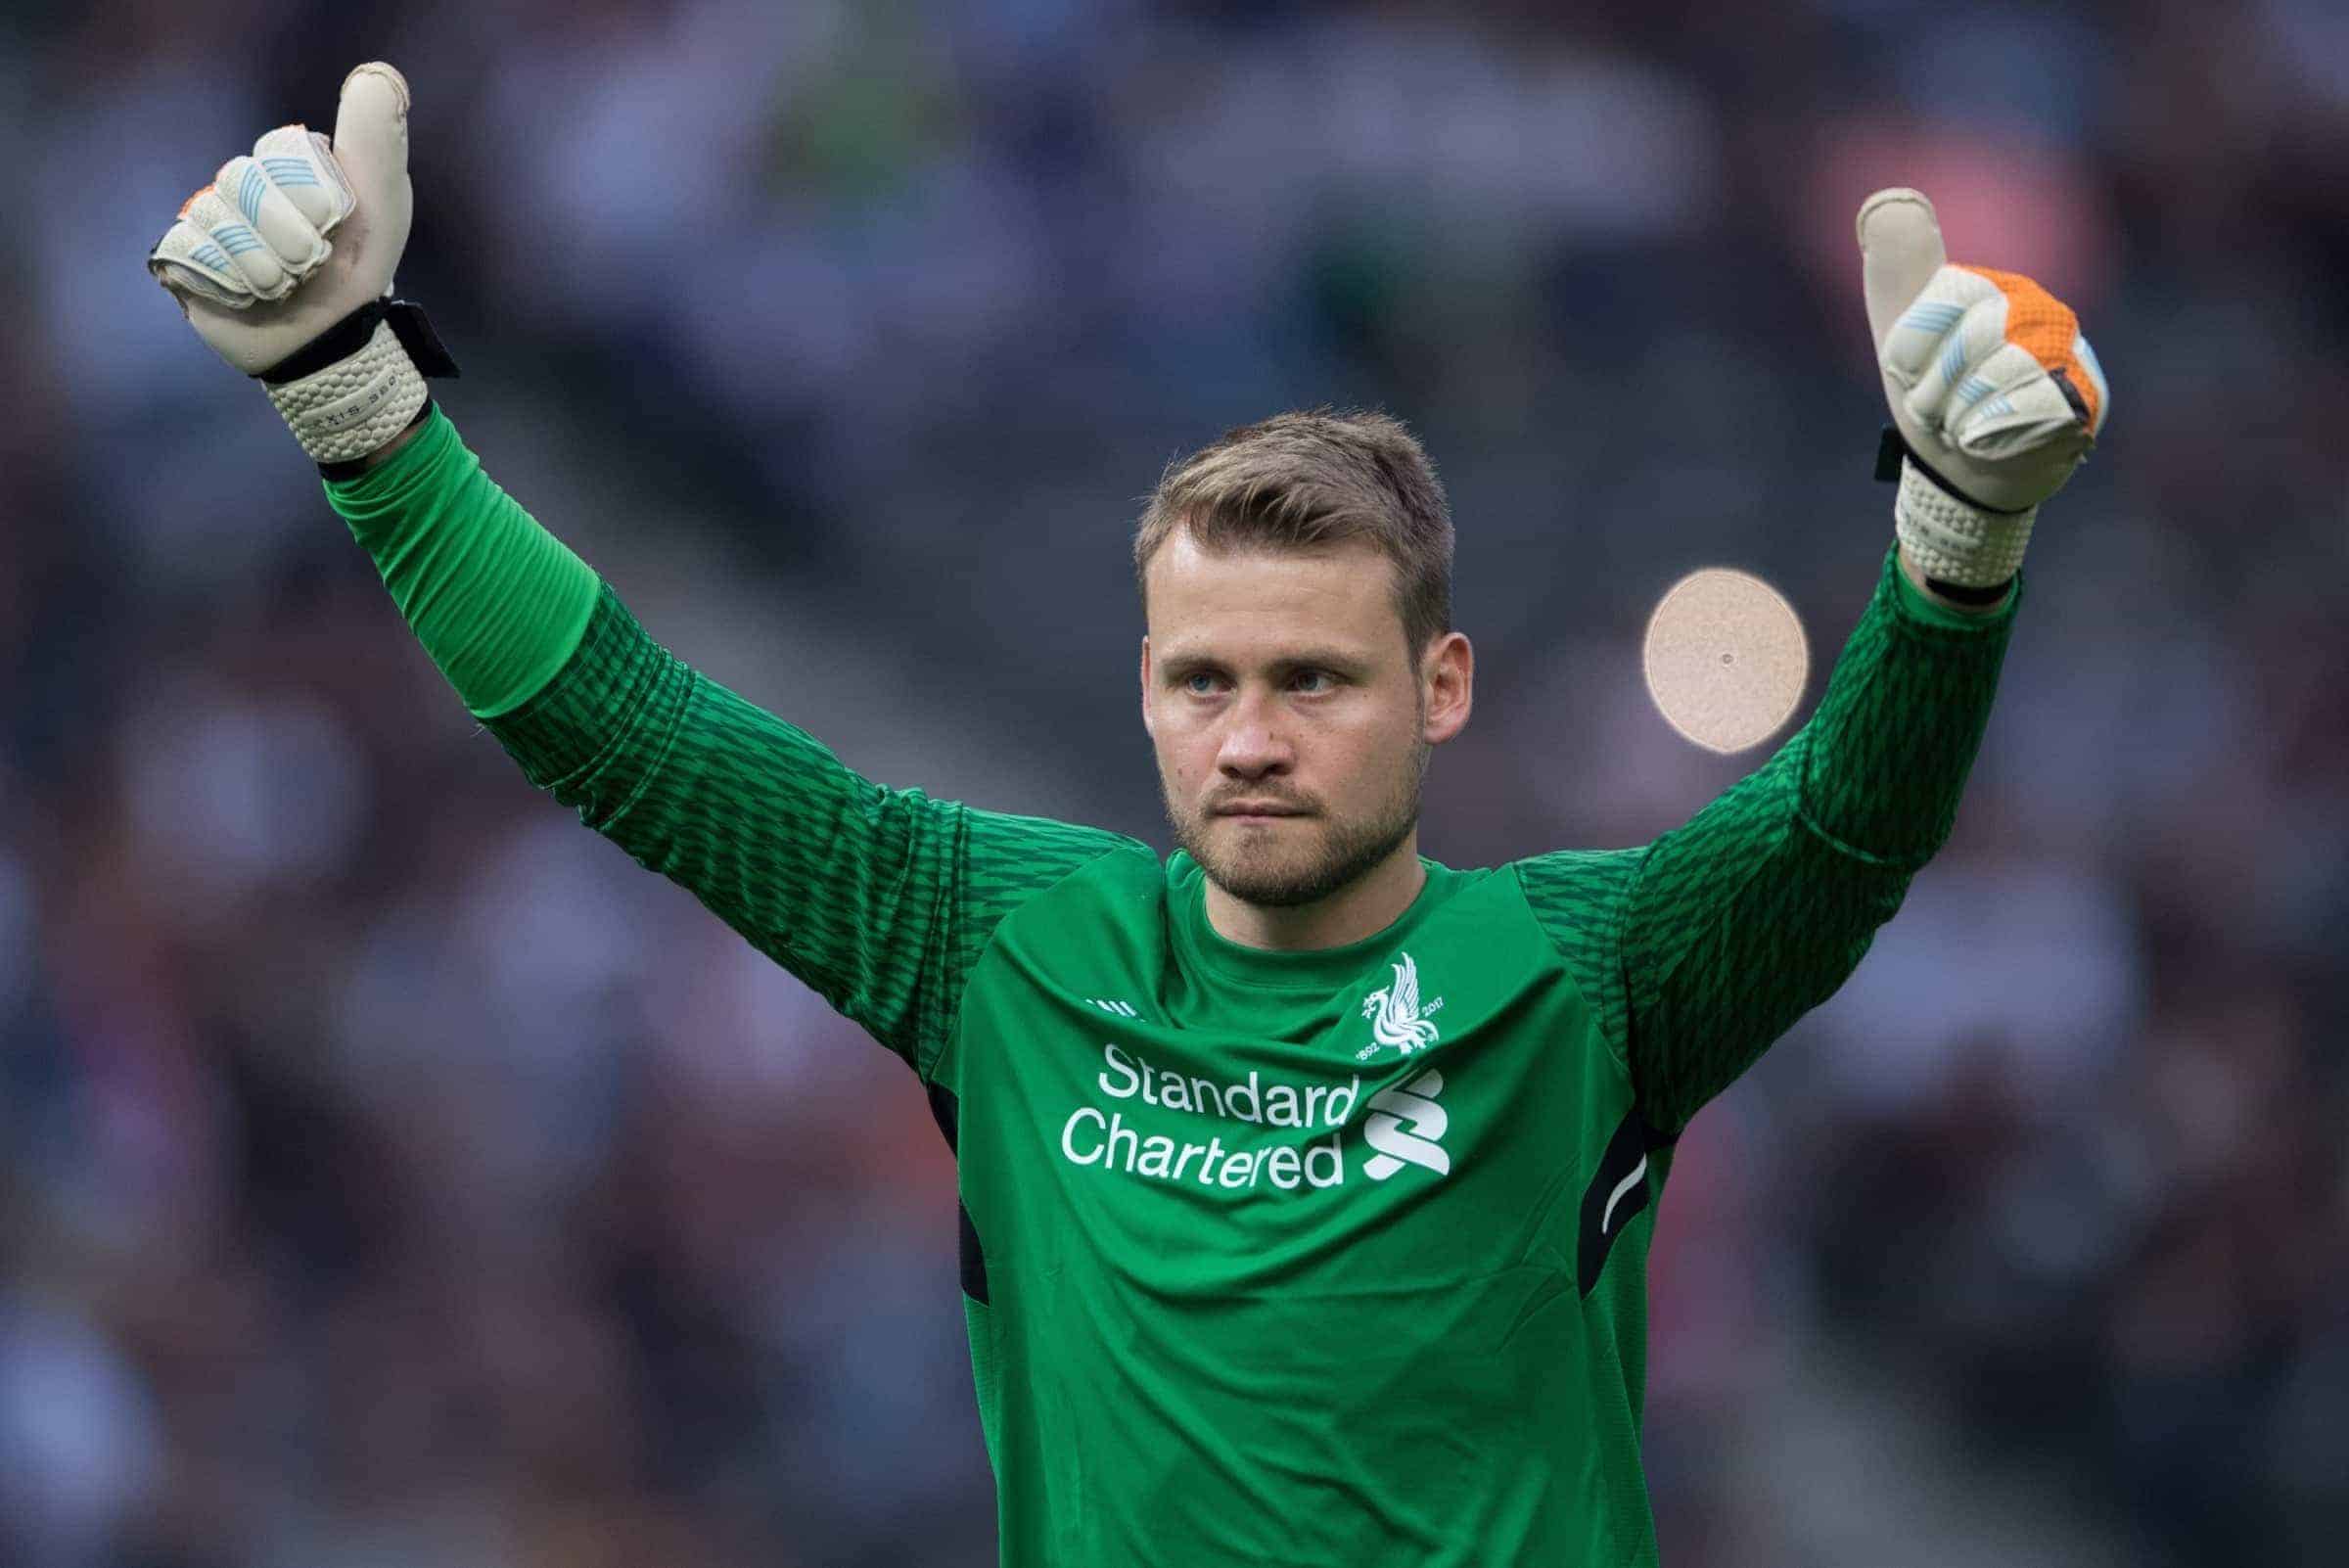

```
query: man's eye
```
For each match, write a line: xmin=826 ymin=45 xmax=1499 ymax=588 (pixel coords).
xmin=1178 ymin=670 xmax=1336 ymax=695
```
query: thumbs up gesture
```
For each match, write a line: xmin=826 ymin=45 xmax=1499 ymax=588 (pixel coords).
xmin=149 ymin=63 xmax=454 ymax=466
xmin=1858 ymin=188 xmax=2110 ymax=589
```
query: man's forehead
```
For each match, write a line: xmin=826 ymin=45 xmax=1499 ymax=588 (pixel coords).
xmin=1144 ymin=532 xmax=1399 ymax=641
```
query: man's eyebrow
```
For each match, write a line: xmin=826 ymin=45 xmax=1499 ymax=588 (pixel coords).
xmin=1156 ymin=648 xmax=1374 ymax=677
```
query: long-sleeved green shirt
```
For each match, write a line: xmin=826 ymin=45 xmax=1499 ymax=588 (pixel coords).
xmin=328 ymin=407 xmax=2020 ymax=1565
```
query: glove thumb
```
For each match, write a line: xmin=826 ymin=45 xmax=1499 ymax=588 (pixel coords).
xmin=332 ymin=62 xmax=410 ymax=234
xmin=1857 ymin=187 xmax=1947 ymax=355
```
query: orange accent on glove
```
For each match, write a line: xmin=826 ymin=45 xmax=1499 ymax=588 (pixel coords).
xmin=1960 ymin=264 xmax=2100 ymax=430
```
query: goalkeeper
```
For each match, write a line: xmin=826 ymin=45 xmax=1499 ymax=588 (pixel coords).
xmin=151 ymin=64 xmax=2109 ymax=1568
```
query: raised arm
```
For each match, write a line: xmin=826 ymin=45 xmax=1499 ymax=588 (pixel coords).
xmin=338 ymin=407 xmax=1146 ymax=1073
xmin=154 ymin=61 xmax=1144 ymax=1078
xmin=494 ymin=598 xmax=1138 ymax=1078
xmin=1621 ymin=544 xmax=2019 ymax=1133
xmin=1516 ymin=187 xmax=2105 ymax=1137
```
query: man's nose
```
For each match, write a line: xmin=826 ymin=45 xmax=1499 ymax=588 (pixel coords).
xmin=1216 ymin=700 xmax=1293 ymax=775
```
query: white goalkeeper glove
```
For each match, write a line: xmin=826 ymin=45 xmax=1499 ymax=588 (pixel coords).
xmin=147 ymin=62 xmax=457 ymax=469
xmin=1858 ymin=187 xmax=2110 ymax=593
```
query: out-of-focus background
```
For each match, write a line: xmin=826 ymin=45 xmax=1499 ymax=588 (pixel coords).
xmin=5 ymin=1 xmax=2344 ymax=1563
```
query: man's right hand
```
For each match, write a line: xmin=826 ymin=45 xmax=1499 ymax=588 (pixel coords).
xmin=148 ymin=63 xmax=452 ymax=468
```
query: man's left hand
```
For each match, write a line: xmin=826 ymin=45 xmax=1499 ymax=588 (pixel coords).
xmin=1859 ymin=187 xmax=2111 ymax=590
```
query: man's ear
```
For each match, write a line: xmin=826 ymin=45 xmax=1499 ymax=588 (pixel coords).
xmin=1139 ymin=634 xmax=1154 ymax=738
xmin=1422 ymin=631 xmax=1473 ymax=745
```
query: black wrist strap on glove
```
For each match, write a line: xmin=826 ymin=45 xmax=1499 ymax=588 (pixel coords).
xmin=1873 ymin=425 xmax=2019 ymax=604
xmin=257 ymin=297 xmax=462 ymax=386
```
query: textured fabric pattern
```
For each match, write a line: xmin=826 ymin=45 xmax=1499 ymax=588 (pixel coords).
xmin=484 ymin=584 xmax=1147 ymax=1077
xmin=1519 ymin=538 xmax=2020 ymax=1133
xmin=1895 ymin=456 xmax=2034 ymax=587
xmin=265 ymin=317 xmax=430 ymax=463
xmin=1507 ymin=847 xmax=1645 ymax=1082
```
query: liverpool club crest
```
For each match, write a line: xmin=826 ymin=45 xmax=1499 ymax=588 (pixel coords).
xmin=1357 ymin=952 xmax=1445 ymax=1061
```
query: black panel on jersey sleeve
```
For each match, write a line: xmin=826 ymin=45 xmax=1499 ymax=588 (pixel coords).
xmin=926 ymin=1080 xmax=960 ymax=1153
xmin=925 ymin=1082 xmax=990 ymax=1305
xmin=1578 ymin=1111 xmax=1676 ymax=1296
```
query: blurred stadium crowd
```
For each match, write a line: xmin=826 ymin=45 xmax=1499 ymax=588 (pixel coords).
xmin=3 ymin=0 xmax=2344 ymax=1564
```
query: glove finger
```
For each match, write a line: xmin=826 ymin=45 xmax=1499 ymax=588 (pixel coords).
xmin=212 ymin=151 xmax=330 ymax=273
xmin=176 ymin=185 xmax=294 ymax=300
xmin=1948 ymin=373 xmax=2088 ymax=463
xmin=1878 ymin=264 xmax=2001 ymax=388
xmin=331 ymin=63 xmax=411 ymax=230
xmin=148 ymin=196 xmax=254 ymax=310
xmin=1902 ymin=291 xmax=2011 ymax=431
xmin=250 ymin=123 xmax=357 ymax=237
xmin=1858 ymin=188 xmax=1949 ymax=354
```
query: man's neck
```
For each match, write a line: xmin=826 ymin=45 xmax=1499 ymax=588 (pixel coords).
xmin=1203 ymin=835 xmax=1427 ymax=952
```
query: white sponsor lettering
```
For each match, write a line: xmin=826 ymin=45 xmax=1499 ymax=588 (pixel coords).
xmin=1060 ymin=1105 xmax=1344 ymax=1190
xmin=1097 ymin=1043 xmax=1357 ymax=1129
xmin=1064 ymin=1046 xmax=1451 ymax=1196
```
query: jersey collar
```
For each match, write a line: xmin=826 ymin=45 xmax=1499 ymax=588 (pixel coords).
xmin=1168 ymin=851 xmax=1460 ymax=993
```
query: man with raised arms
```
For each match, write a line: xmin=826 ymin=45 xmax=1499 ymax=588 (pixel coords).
xmin=150 ymin=61 xmax=2107 ymax=1568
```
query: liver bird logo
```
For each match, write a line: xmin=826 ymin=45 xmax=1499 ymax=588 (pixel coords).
xmin=1357 ymin=952 xmax=1445 ymax=1061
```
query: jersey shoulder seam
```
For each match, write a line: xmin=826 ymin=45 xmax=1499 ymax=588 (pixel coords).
xmin=925 ymin=832 xmax=1158 ymax=1083
xmin=1506 ymin=848 xmax=1646 ymax=1091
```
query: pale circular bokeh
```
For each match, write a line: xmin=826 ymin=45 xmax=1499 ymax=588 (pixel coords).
xmin=1641 ymin=567 xmax=1810 ymax=754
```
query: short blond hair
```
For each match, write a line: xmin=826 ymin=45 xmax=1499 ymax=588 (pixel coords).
xmin=1132 ymin=407 xmax=1454 ymax=663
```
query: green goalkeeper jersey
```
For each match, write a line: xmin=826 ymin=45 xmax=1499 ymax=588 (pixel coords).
xmin=332 ymin=410 xmax=2021 ymax=1566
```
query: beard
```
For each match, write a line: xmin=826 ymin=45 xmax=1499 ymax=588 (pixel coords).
xmin=1165 ymin=734 xmax=1430 ymax=910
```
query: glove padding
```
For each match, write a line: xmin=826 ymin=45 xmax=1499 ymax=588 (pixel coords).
xmin=150 ymin=62 xmax=412 ymax=379
xmin=1859 ymin=188 xmax=2110 ymax=588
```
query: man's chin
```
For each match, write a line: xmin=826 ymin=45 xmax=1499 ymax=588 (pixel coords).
xmin=1184 ymin=819 xmax=1313 ymax=904
xmin=1216 ymin=812 xmax=1310 ymax=833
xmin=1191 ymin=813 xmax=1411 ymax=911
xmin=1200 ymin=865 xmax=1329 ymax=909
